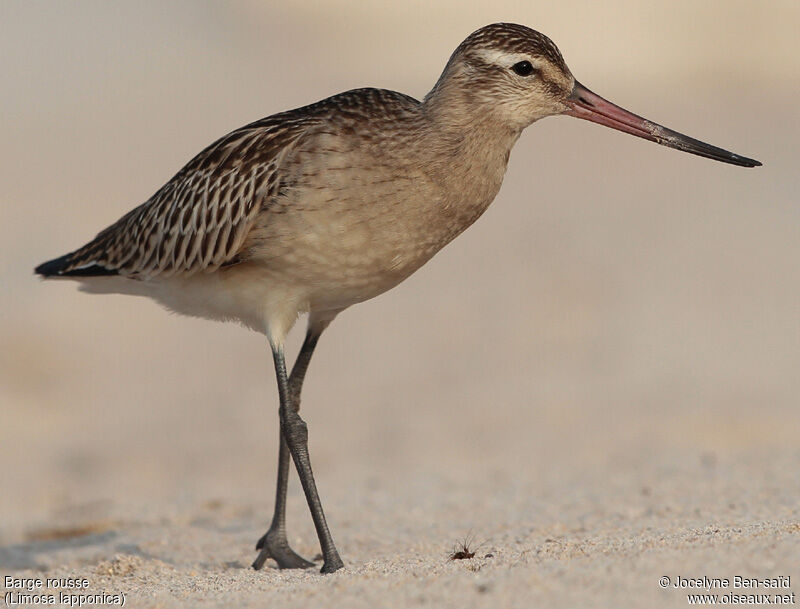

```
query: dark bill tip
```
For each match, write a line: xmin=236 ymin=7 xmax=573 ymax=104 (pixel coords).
xmin=565 ymin=81 xmax=762 ymax=168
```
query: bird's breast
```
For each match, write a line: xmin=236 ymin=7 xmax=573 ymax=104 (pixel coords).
xmin=243 ymin=124 xmax=512 ymax=310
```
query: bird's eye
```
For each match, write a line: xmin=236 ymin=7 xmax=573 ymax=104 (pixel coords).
xmin=511 ymin=60 xmax=535 ymax=77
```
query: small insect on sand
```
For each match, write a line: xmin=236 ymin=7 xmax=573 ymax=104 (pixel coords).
xmin=449 ymin=534 xmax=486 ymax=561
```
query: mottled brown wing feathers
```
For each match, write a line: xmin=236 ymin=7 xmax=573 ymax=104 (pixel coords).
xmin=48 ymin=114 xmax=316 ymax=279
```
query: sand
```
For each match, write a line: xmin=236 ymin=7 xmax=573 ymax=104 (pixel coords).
xmin=2 ymin=3 xmax=799 ymax=607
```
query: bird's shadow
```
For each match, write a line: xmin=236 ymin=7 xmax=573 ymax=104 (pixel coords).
xmin=0 ymin=528 xmax=162 ymax=572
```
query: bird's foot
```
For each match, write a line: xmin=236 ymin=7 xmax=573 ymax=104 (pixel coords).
xmin=252 ymin=530 xmax=316 ymax=570
xmin=320 ymin=554 xmax=344 ymax=574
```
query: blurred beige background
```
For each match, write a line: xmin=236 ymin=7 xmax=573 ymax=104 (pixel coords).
xmin=1 ymin=2 xmax=798 ymax=607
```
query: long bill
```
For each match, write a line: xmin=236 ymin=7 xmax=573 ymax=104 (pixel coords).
xmin=565 ymin=81 xmax=761 ymax=168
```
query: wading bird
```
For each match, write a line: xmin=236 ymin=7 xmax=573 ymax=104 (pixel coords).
xmin=35 ymin=23 xmax=760 ymax=574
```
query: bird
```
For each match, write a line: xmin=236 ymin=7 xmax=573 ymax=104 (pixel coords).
xmin=35 ymin=23 xmax=761 ymax=574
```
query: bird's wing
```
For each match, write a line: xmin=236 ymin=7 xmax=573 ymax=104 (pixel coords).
xmin=47 ymin=114 xmax=319 ymax=279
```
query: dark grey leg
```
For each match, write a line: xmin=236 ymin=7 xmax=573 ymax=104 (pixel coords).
xmin=253 ymin=319 xmax=344 ymax=574
xmin=252 ymin=326 xmax=323 ymax=570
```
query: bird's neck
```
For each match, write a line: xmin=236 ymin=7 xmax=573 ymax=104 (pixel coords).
xmin=421 ymin=80 xmax=522 ymax=177
xmin=417 ymin=91 xmax=522 ymax=236
xmin=423 ymin=78 xmax=519 ymax=139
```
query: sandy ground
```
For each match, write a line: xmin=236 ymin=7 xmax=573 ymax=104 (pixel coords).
xmin=2 ymin=2 xmax=799 ymax=607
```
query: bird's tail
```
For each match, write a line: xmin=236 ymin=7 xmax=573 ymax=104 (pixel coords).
xmin=34 ymin=251 xmax=118 ymax=278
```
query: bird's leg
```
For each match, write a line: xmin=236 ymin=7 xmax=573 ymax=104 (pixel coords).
xmin=255 ymin=324 xmax=344 ymax=574
xmin=253 ymin=325 xmax=324 ymax=570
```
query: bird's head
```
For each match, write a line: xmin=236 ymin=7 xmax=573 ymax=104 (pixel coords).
xmin=428 ymin=23 xmax=575 ymax=130
xmin=426 ymin=23 xmax=760 ymax=167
